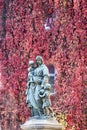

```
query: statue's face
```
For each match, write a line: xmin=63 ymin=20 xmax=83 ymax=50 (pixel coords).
xmin=30 ymin=64 xmax=34 ymax=68
xmin=36 ymin=59 xmax=42 ymax=66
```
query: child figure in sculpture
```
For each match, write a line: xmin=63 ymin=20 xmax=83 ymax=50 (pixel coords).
xmin=39 ymin=83 xmax=54 ymax=117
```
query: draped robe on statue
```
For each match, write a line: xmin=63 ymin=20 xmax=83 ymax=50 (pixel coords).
xmin=27 ymin=63 xmax=49 ymax=116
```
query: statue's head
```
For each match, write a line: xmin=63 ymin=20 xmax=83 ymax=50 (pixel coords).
xmin=36 ymin=55 xmax=43 ymax=66
xmin=29 ymin=60 xmax=34 ymax=67
xmin=45 ymin=83 xmax=51 ymax=90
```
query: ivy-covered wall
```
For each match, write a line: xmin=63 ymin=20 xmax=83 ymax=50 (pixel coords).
xmin=0 ymin=0 xmax=87 ymax=130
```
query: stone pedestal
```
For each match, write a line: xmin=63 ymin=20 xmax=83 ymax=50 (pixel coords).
xmin=20 ymin=117 xmax=63 ymax=130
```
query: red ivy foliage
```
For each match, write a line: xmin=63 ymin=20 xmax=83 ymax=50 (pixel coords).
xmin=0 ymin=0 xmax=87 ymax=130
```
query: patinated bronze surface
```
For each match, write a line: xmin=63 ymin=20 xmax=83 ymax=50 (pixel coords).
xmin=26 ymin=56 xmax=54 ymax=118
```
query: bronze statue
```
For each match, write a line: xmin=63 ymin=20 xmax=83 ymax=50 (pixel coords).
xmin=26 ymin=56 xmax=54 ymax=118
xmin=21 ymin=56 xmax=63 ymax=130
